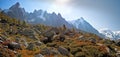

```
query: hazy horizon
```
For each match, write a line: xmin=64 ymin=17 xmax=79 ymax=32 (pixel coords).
xmin=0 ymin=0 xmax=120 ymax=31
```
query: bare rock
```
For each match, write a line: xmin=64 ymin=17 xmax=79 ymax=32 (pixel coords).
xmin=57 ymin=46 xmax=69 ymax=56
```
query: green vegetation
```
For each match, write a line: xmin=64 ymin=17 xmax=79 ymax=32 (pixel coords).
xmin=0 ymin=12 xmax=120 ymax=57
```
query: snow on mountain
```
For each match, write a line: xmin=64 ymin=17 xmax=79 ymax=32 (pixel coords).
xmin=99 ymin=28 xmax=120 ymax=40
xmin=69 ymin=17 xmax=102 ymax=37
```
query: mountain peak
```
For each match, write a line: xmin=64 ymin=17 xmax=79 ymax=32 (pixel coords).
xmin=69 ymin=17 xmax=100 ymax=36
xmin=58 ymin=13 xmax=62 ymax=17
xmin=9 ymin=2 xmax=20 ymax=10
xmin=77 ymin=17 xmax=85 ymax=21
xmin=52 ymin=12 xmax=56 ymax=15
xmin=15 ymin=2 xmax=20 ymax=6
xmin=76 ymin=17 xmax=86 ymax=23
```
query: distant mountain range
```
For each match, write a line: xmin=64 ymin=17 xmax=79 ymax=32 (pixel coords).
xmin=1 ymin=2 xmax=106 ymax=38
xmin=99 ymin=29 xmax=120 ymax=40
xmin=2 ymin=2 xmax=73 ymax=28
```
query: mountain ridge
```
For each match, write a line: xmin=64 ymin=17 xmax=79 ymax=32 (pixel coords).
xmin=2 ymin=2 xmax=103 ymax=37
xmin=99 ymin=28 xmax=120 ymax=40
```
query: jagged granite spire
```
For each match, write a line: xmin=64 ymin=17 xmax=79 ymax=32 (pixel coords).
xmin=9 ymin=2 xmax=20 ymax=10
xmin=3 ymin=2 xmax=26 ymax=20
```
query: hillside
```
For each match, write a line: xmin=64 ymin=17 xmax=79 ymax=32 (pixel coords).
xmin=0 ymin=12 xmax=120 ymax=57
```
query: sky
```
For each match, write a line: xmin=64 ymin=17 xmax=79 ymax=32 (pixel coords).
xmin=0 ymin=0 xmax=120 ymax=31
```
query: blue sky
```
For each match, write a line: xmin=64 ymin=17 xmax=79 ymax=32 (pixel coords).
xmin=0 ymin=0 xmax=120 ymax=31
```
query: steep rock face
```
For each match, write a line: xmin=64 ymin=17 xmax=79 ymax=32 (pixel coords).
xmin=69 ymin=17 xmax=101 ymax=36
xmin=99 ymin=29 xmax=120 ymax=40
xmin=3 ymin=2 xmax=26 ymax=20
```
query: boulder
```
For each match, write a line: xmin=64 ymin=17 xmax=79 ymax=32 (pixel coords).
xmin=57 ymin=46 xmax=69 ymax=56
xmin=21 ymin=39 xmax=28 ymax=47
xmin=54 ymin=34 xmax=65 ymax=42
xmin=0 ymin=19 xmax=8 ymax=23
xmin=77 ymin=35 xmax=85 ymax=41
xmin=89 ymin=38 xmax=96 ymax=43
xmin=8 ymin=42 xmax=22 ymax=50
xmin=20 ymin=29 xmax=38 ymax=40
xmin=27 ymin=43 xmax=35 ymax=50
xmin=41 ymin=48 xmax=51 ymax=55
xmin=34 ymin=41 xmax=42 ymax=46
xmin=41 ymin=37 xmax=49 ymax=44
xmin=59 ymin=34 xmax=65 ymax=42
xmin=0 ymin=35 xmax=7 ymax=41
xmin=41 ymin=47 xmax=59 ymax=55
xmin=34 ymin=54 xmax=44 ymax=57
xmin=0 ymin=40 xmax=3 ymax=43
xmin=15 ymin=37 xmax=21 ymax=43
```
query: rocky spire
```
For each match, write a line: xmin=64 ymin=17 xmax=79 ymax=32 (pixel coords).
xmin=9 ymin=2 xmax=20 ymax=10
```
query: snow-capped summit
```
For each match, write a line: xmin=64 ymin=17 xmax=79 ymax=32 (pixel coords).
xmin=77 ymin=17 xmax=85 ymax=22
xmin=99 ymin=28 xmax=120 ymax=40
xmin=69 ymin=17 xmax=101 ymax=36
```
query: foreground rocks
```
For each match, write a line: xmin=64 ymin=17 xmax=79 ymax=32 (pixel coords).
xmin=0 ymin=13 xmax=120 ymax=57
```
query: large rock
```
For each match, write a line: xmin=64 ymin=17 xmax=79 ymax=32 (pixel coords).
xmin=77 ymin=35 xmax=85 ymax=41
xmin=34 ymin=41 xmax=42 ymax=46
xmin=88 ymin=37 xmax=96 ymax=43
xmin=15 ymin=36 xmax=21 ymax=43
xmin=41 ymin=47 xmax=60 ymax=55
xmin=27 ymin=43 xmax=35 ymax=50
xmin=19 ymin=29 xmax=38 ymax=40
xmin=53 ymin=34 xmax=65 ymax=42
xmin=21 ymin=39 xmax=28 ymax=47
xmin=41 ymin=48 xmax=51 ymax=55
xmin=0 ymin=35 xmax=7 ymax=41
xmin=40 ymin=37 xmax=49 ymax=44
xmin=8 ymin=42 xmax=22 ymax=50
xmin=57 ymin=46 xmax=69 ymax=56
